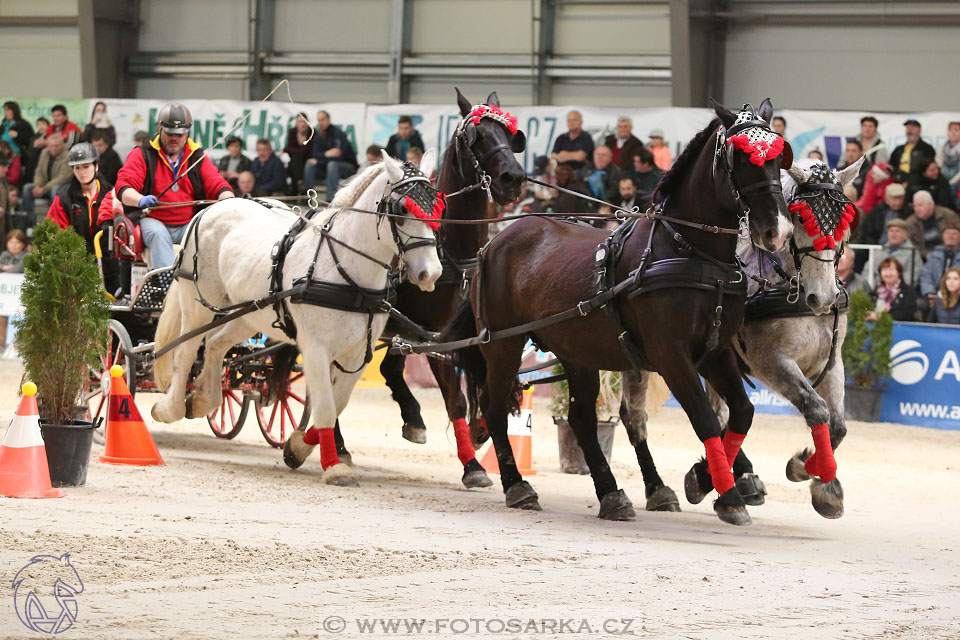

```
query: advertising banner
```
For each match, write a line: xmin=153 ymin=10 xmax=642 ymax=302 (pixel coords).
xmin=881 ymin=322 xmax=960 ymax=429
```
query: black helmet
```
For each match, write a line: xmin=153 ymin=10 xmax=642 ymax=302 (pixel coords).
xmin=157 ymin=103 xmax=192 ymax=134
xmin=67 ymin=142 xmax=99 ymax=166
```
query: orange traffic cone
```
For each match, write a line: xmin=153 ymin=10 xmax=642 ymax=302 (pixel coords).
xmin=0 ymin=383 xmax=65 ymax=498
xmin=481 ymin=388 xmax=536 ymax=476
xmin=99 ymin=365 xmax=164 ymax=466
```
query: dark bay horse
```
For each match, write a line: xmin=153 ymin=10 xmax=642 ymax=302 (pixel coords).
xmin=330 ymin=89 xmax=527 ymax=488
xmin=446 ymin=99 xmax=794 ymax=525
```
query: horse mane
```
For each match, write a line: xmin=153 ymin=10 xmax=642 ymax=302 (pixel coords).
xmin=331 ymin=163 xmax=386 ymax=207
xmin=652 ymin=118 xmax=722 ymax=204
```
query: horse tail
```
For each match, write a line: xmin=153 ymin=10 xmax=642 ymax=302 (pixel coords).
xmin=441 ymin=299 xmax=486 ymax=425
xmin=153 ymin=279 xmax=181 ymax=391
xmin=265 ymin=344 xmax=301 ymax=405
xmin=644 ymin=372 xmax=671 ymax=416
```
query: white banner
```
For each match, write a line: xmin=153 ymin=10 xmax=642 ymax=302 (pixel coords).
xmin=0 ymin=273 xmax=25 ymax=317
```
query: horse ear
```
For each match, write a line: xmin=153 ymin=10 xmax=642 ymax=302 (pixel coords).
xmin=780 ymin=141 xmax=794 ymax=170
xmin=757 ymin=98 xmax=774 ymax=123
xmin=711 ymin=98 xmax=736 ymax=129
xmin=486 ymin=91 xmax=500 ymax=107
xmin=787 ymin=164 xmax=813 ymax=185
xmin=381 ymin=150 xmax=404 ymax=183
xmin=420 ymin=148 xmax=437 ymax=178
xmin=836 ymin=154 xmax=866 ymax=187
xmin=455 ymin=87 xmax=472 ymax=117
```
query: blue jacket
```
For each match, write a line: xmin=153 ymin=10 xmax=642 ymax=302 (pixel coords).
xmin=310 ymin=125 xmax=357 ymax=170
xmin=928 ymin=298 xmax=960 ymax=324
xmin=250 ymin=153 xmax=287 ymax=193
xmin=919 ymin=245 xmax=959 ymax=296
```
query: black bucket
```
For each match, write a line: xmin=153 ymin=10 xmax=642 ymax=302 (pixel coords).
xmin=39 ymin=419 xmax=99 ymax=487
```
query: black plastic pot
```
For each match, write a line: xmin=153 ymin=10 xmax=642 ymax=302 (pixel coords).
xmin=554 ymin=417 xmax=618 ymax=474
xmin=39 ymin=418 xmax=99 ymax=487
xmin=843 ymin=384 xmax=886 ymax=422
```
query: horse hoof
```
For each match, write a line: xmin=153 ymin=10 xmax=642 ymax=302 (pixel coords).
xmin=323 ymin=463 xmax=359 ymax=487
xmin=461 ymin=459 xmax=493 ymax=488
xmin=505 ymin=481 xmax=541 ymax=510
xmin=402 ymin=424 xmax=427 ymax=444
xmin=714 ymin=487 xmax=752 ymax=526
xmin=684 ymin=460 xmax=712 ymax=505
xmin=736 ymin=473 xmax=767 ymax=506
xmin=786 ymin=448 xmax=813 ymax=482
xmin=283 ymin=430 xmax=312 ymax=470
xmin=599 ymin=489 xmax=636 ymax=521
xmin=810 ymin=477 xmax=844 ymax=519
xmin=645 ymin=485 xmax=681 ymax=512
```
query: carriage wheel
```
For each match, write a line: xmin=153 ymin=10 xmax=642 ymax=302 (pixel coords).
xmin=84 ymin=319 xmax=135 ymax=422
xmin=255 ymin=370 xmax=310 ymax=448
xmin=206 ymin=385 xmax=249 ymax=439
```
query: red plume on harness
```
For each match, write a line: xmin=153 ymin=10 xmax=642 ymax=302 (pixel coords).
xmin=727 ymin=132 xmax=785 ymax=167
xmin=401 ymin=192 xmax=445 ymax=231
xmin=469 ymin=105 xmax=518 ymax=135
xmin=789 ymin=198 xmax=856 ymax=251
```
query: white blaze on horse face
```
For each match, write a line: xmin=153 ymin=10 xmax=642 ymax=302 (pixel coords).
xmin=402 ymin=224 xmax=442 ymax=292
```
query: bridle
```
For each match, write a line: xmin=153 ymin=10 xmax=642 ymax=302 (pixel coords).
xmin=446 ymin=104 xmax=526 ymax=202
xmin=376 ymin=162 xmax=442 ymax=261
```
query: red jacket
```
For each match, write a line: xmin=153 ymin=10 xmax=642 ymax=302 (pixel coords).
xmin=5 ymin=155 xmax=21 ymax=185
xmin=114 ymin=135 xmax=231 ymax=226
xmin=47 ymin=179 xmax=113 ymax=253
xmin=45 ymin=120 xmax=82 ymax=146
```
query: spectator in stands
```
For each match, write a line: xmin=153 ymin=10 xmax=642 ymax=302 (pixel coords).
xmin=876 ymin=218 xmax=921 ymax=286
xmin=304 ymin=110 xmax=357 ymax=199
xmin=927 ymin=267 xmax=960 ymax=324
xmin=838 ymin=139 xmax=869 ymax=196
xmin=614 ymin=176 xmax=642 ymax=212
xmin=551 ymin=110 xmax=593 ymax=173
xmin=909 ymin=159 xmax=955 ymax=208
xmin=906 ymin=190 xmax=960 ymax=258
xmin=80 ymin=101 xmax=116 ymax=147
xmin=553 ymin=164 xmax=589 ymax=213
xmin=603 ymin=117 xmax=644 ymax=172
xmin=0 ymin=141 xmax=21 ymax=187
xmin=631 ymin=147 xmax=664 ymax=204
xmin=284 ymin=112 xmax=312 ymax=194
xmin=235 ymin=171 xmax=256 ymax=198
xmin=868 ymin=257 xmax=921 ymax=321
xmin=647 ymin=129 xmax=672 ymax=171
xmin=856 ymin=162 xmax=893 ymax=214
xmin=406 ymin=147 xmax=423 ymax=166
xmin=217 ymin=136 xmax=251 ymax=190
xmin=0 ymin=229 xmax=27 ymax=273
xmin=808 ymin=149 xmax=824 ymax=161
xmin=90 ymin=130 xmax=121 ymax=187
xmin=133 ymin=130 xmax=150 ymax=146
xmin=530 ymin=155 xmax=557 ymax=210
xmin=22 ymin=133 xmax=71 ymax=217
xmin=856 ymin=116 xmax=888 ymax=164
xmin=919 ymin=221 xmax=960 ymax=305
xmin=936 ymin=121 xmax=960 ymax=183
xmin=250 ymin=138 xmax=287 ymax=196
xmin=838 ymin=247 xmax=870 ymax=296
xmin=0 ymin=157 xmax=15 ymax=227
xmin=384 ymin=115 xmax=424 ymax=161
xmin=890 ymin=119 xmax=935 ymax=188
xmin=2 ymin=101 xmax=34 ymax=169
xmin=38 ymin=104 xmax=81 ymax=149
xmin=585 ymin=145 xmax=621 ymax=203
xmin=363 ymin=144 xmax=382 ymax=169
xmin=771 ymin=116 xmax=786 ymax=137
xmin=856 ymin=182 xmax=908 ymax=245
xmin=23 ymin=117 xmax=50 ymax=187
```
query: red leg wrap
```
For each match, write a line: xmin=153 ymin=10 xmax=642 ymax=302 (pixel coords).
xmin=452 ymin=418 xmax=476 ymax=466
xmin=317 ymin=428 xmax=341 ymax=470
xmin=804 ymin=424 xmax=836 ymax=482
xmin=722 ymin=431 xmax=747 ymax=466
xmin=704 ymin=436 xmax=734 ymax=494
xmin=302 ymin=426 xmax=320 ymax=445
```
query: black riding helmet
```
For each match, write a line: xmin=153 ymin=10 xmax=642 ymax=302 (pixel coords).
xmin=157 ymin=103 xmax=192 ymax=134
xmin=67 ymin=142 xmax=99 ymax=167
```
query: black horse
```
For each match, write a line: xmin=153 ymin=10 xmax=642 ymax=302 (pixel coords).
xmin=444 ymin=99 xmax=793 ymax=525
xmin=330 ymin=89 xmax=527 ymax=487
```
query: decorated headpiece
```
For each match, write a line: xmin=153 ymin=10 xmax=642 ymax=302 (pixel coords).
xmin=395 ymin=161 xmax=445 ymax=231
xmin=788 ymin=162 xmax=856 ymax=251
xmin=725 ymin=105 xmax=785 ymax=167
xmin=466 ymin=104 xmax=518 ymax=135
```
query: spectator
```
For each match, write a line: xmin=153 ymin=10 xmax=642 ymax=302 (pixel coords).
xmin=217 ymin=136 xmax=251 ymax=189
xmin=856 ymin=162 xmax=893 ymax=214
xmin=0 ymin=157 xmax=15 ymax=231
xmin=585 ymin=145 xmax=621 ymax=203
xmin=603 ymin=117 xmax=645 ymax=171
xmin=250 ymin=138 xmax=287 ymax=196
xmin=114 ymin=103 xmax=233 ymax=269
xmin=90 ymin=130 xmax=121 ymax=187
xmin=868 ymin=257 xmax=921 ymax=322
xmin=550 ymin=110 xmax=593 ymax=172
xmin=927 ymin=267 xmax=960 ymax=324
xmin=384 ymin=115 xmax=424 ymax=161
xmin=905 ymin=190 xmax=960 ymax=257
xmin=38 ymin=104 xmax=81 ymax=149
xmin=304 ymin=110 xmax=357 ymax=199
xmin=647 ymin=129 xmax=672 ymax=171
xmin=936 ymin=121 xmax=960 ymax=183
xmin=530 ymin=155 xmax=557 ymax=210
xmin=80 ymin=101 xmax=117 ymax=148
xmin=909 ymin=159 xmax=955 ymax=208
xmin=553 ymin=164 xmax=589 ymax=213
xmin=856 ymin=182 xmax=908 ymax=245
xmin=808 ymin=149 xmax=824 ymax=161
xmin=771 ymin=116 xmax=786 ymax=137
xmin=630 ymin=147 xmax=664 ymax=205
xmin=0 ymin=229 xmax=27 ymax=273
xmin=363 ymin=144 xmax=382 ymax=168
xmin=133 ymin=130 xmax=150 ymax=146
xmin=876 ymin=218 xmax=921 ymax=286
xmin=856 ymin=116 xmax=888 ymax=164
xmin=283 ymin=112 xmax=312 ymax=194
xmin=614 ymin=176 xmax=643 ymax=212
xmin=22 ymin=117 xmax=50 ymax=187
xmin=235 ymin=171 xmax=256 ymax=197
xmin=838 ymin=139 xmax=869 ymax=196
xmin=1 ymin=101 xmax=34 ymax=167
xmin=406 ymin=147 xmax=423 ymax=166
xmin=918 ymin=221 xmax=960 ymax=303
xmin=890 ymin=118 xmax=936 ymax=187
xmin=22 ymin=134 xmax=71 ymax=217
xmin=0 ymin=141 xmax=21 ymax=186
xmin=838 ymin=247 xmax=871 ymax=296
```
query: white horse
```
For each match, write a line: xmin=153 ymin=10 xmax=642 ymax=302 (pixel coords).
xmin=152 ymin=150 xmax=443 ymax=485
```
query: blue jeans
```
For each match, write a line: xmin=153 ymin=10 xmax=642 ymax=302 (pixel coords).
xmin=139 ymin=217 xmax=189 ymax=269
xmin=22 ymin=182 xmax=51 ymax=215
xmin=303 ymin=160 xmax=356 ymax=198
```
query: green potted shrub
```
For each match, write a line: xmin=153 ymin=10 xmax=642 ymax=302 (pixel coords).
xmin=550 ymin=366 xmax=620 ymax=474
xmin=841 ymin=289 xmax=893 ymax=422
xmin=14 ymin=219 xmax=109 ymax=485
